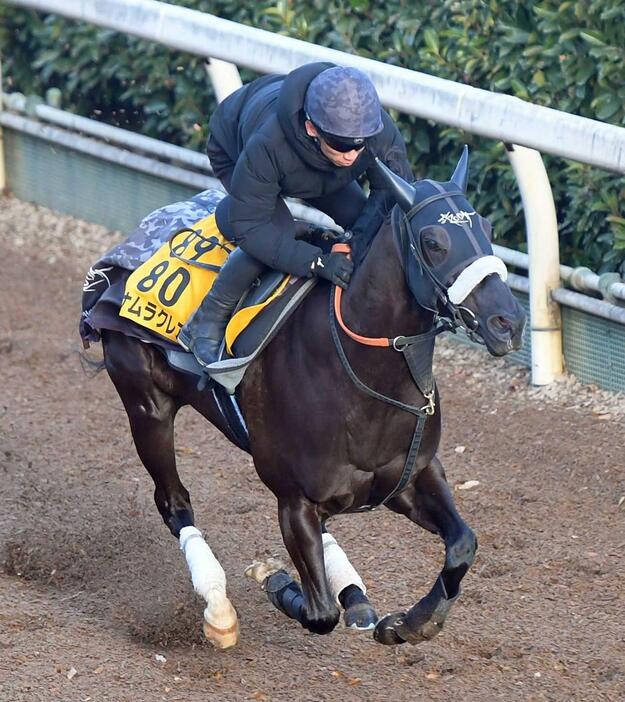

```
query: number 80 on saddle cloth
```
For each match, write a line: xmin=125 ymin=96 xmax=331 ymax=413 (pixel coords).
xmin=119 ymin=214 xmax=291 ymax=352
xmin=119 ymin=214 xmax=229 ymax=343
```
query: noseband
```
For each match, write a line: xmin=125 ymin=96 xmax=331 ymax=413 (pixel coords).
xmin=327 ymin=181 xmax=502 ymax=512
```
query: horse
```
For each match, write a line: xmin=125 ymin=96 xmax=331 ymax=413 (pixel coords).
xmin=97 ymin=149 xmax=526 ymax=649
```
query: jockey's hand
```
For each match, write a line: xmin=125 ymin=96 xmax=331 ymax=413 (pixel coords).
xmin=310 ymin=252 xmax=354 ymax=289
xmin=294 ymin=223 xmax=349 ymax=244
xmin=320 ymin=228 xmax=349 ymax=242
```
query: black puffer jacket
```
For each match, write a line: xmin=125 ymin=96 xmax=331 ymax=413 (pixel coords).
xmin=209 ymin=62 xmax=414 ymax=275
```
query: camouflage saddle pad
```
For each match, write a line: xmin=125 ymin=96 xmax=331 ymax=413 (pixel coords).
xmin=81 ymin=189 xmax=226 ymax=349
xmin=80 ymin=188 xmax=316 ymax=393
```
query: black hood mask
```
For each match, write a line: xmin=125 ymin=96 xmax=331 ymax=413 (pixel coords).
xmin=382 ymin=148 xmax=505 ymax=314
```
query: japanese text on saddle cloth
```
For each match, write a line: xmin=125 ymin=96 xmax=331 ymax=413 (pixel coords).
xmin=120 ymin=214 xmax=290 ymax=352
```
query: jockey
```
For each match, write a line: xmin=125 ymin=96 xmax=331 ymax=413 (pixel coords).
xmin=178 ymin=62 xmax=414 ymax=367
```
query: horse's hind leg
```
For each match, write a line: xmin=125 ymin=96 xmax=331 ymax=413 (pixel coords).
xmin=375 ymin=456 xmax=477 ymax=646
xmin=102 ymin=332 xmax=238 ymax=648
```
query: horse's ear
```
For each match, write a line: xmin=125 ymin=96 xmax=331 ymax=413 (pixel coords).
xmin=450 ymin=145 xmax=470 ymax=192
xmin=374 ymin=158 xmax=416 ymax=212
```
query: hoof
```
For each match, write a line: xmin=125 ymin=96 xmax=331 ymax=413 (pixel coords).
xmin=397 ymin=577 xmax=459 ymax=645
xmin=373 ymin=612 xmax=407 ymax=646
xmin=344 ymin=602 xmax=378 ymax=632
xmin=203 ymin=601 xmax=239 ymax=650
xmin=244 ymin=557 xmax=285 ymax=584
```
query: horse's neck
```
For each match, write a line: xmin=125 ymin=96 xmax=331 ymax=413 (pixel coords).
xmin=343 ymin=218 xmax=433 ymax=338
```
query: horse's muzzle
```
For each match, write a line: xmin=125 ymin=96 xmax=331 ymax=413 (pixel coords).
xmin=484 ymin=309 xmax=526 ymax=355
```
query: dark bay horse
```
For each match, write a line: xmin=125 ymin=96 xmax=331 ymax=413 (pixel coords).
xmin=99 ymin=150 xmax=526 ymax=648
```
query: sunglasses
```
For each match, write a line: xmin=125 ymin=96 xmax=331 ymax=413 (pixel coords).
xmin=317 ymin=129 xmax=367 ymax=153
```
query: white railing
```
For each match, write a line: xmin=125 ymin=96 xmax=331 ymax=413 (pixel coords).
xmin=6 ymin=0 xmax=625 ymax=171
xmin=4 ymin=0 xmax=625 ymax=385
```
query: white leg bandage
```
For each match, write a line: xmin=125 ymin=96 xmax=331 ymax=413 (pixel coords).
xmin=322 ymin=532 xmax=366 ymax=606
xmin=179 ymin=526 xmax=227 ymax=605
xmin=179 ymin=526 xmax=238 ymax=648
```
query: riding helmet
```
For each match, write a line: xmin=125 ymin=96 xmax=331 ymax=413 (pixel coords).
xmin=304 ymin=66 xmax=384 ymax=139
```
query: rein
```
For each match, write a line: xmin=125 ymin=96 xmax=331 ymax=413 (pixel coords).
xmin=333 ymin=242 xmax=448 ymax=352
xmin=329 ymin=181 xmax=491 ymax=511
xmin=329 ymin=243 xmax=450 ymax=513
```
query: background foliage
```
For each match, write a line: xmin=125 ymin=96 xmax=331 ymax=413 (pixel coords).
xmin=1 ymin=0 xmax=624 ymax=270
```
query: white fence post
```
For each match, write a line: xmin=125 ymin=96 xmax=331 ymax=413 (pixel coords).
xmin=506 ymin=144 xmax=563 ymax=385
xmin=0 ymin=58 xmax=6 ymax=193
xmin=6 ymin=0 xmax=625 ymax=388
xmin=205 ymin=58 xmax=242 ymax=103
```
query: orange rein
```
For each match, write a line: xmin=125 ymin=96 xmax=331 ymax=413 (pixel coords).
xmin=331 ymin=243 xmax=391 ymax=348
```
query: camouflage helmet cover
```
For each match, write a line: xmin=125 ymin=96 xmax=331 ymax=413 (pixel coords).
xmin=304 ymin=66 xmax=384 ymax=139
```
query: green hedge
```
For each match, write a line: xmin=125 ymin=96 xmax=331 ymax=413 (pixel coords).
xmin=1 ymin=0 xmax=624 ymax=272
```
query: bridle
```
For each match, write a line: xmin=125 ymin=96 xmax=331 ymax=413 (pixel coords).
xmin=328 ymin=186 xmax=497 ymax=511
xmin=393 ymin=186 xmax=484 ymax=343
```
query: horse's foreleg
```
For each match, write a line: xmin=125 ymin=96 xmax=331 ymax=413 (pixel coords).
xmin=268 ymin=498 xmax=340 ymax=635
xmin=244 ymin=527 xmax=376 ymax=632
xmin=321 ymin=530 xmax=377 ymax=631
xmin=374 ymin=457 xmax=477 ymax=646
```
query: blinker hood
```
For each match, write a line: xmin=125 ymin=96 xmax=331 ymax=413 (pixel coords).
xmin=374 ymin=145 xmax=470 ymax=212
xmin=380 ymin=148 xmax=502 ymax=314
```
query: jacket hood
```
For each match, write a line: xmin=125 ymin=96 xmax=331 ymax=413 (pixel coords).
xmin=276 ymin=62 xmax=339 ymax=172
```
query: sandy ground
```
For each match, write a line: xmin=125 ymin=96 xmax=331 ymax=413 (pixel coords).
xmin=1 ymin=194 xmax=624 ymax=702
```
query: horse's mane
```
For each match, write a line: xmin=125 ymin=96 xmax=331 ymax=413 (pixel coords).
xmin=351 ymin=209 xmax=394 ymax=269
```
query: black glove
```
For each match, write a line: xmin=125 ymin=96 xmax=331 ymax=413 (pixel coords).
xmin=310 ymin=252 xmax=354 ymax=289
xmin=320 ymin=229 xmax=352 ymax=243
xmin=294 ymin=223 xmax=351 ymax=245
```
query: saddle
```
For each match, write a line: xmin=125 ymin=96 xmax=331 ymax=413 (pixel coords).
xmin=80 ymin=190 xmax=320 ymax=446
xmin=163 ymin=270 xmax=315 ymax=453
xmin=164 ymin=270 xmax=316 ymax=393
xmin=81 ymin=192 xmax=317 ymax=391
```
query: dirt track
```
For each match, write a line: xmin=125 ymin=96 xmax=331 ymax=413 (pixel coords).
xmin=1 ymin=194 xmax=625 ymax=702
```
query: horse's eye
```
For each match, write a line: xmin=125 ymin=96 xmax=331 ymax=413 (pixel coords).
xmin=425 ymin=239 xmax=443 ymax=252
xmin=419 ymin=225 xmax=450 ymax=266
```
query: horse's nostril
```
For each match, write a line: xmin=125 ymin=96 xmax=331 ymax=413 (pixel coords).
xmin=497 ymin=316 xmax=512 ymax=330
xmin=489 ymin=315 xmax=513 ymax=336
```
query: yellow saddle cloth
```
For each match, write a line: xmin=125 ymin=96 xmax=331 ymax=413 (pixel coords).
xmin=119 ymin=214 xmax=290 ymax=353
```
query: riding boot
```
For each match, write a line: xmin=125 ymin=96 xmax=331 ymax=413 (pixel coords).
xmin=178 ymin=248 xmax=266 ymax=367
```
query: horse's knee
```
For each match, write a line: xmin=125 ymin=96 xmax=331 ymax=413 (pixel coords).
xmin=446 ymin=527 xmax=477 ymax=573
xmin=265 ymin=570 xmax=340 ymax=635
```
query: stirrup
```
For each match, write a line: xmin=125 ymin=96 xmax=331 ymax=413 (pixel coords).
xmin=192 ymin=341 xmax=221 ymax=368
